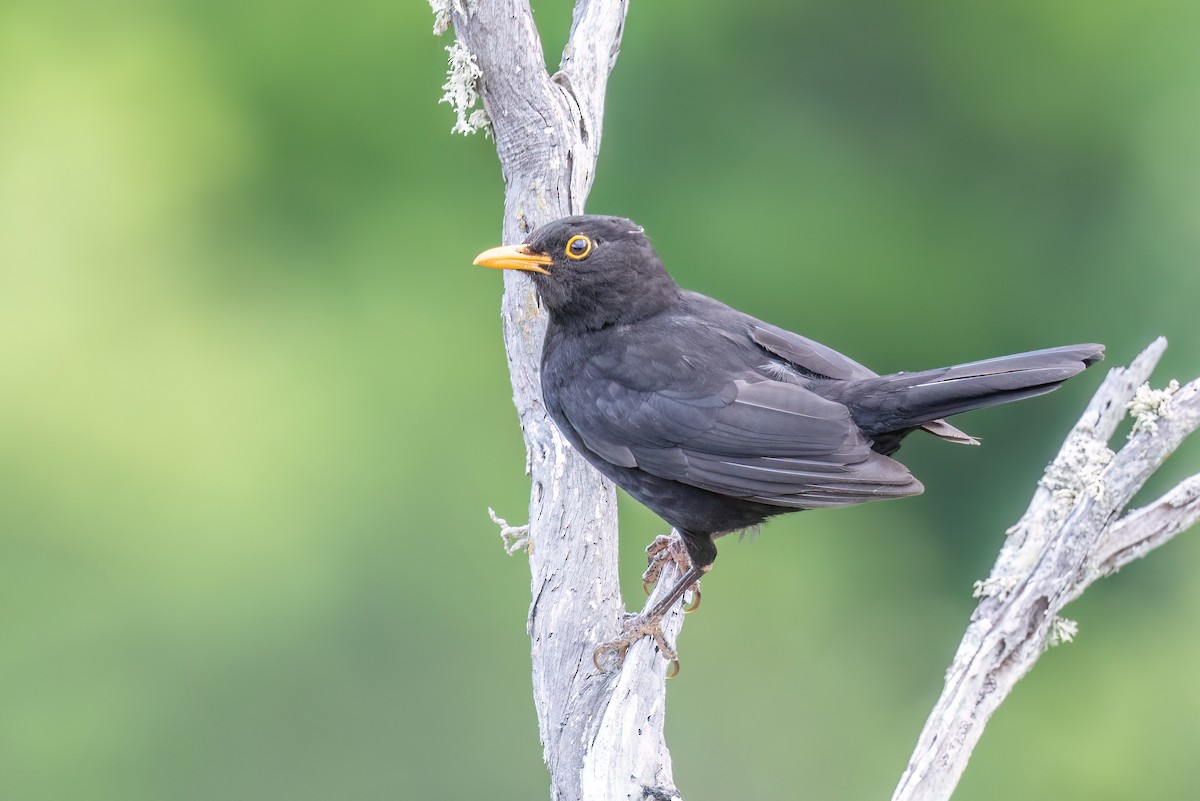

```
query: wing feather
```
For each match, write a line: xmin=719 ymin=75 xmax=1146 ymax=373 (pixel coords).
xmin=564 ymin=370 xmax=923 ymax=509
xmin=751 ymin=320 xmax=978 ymax=446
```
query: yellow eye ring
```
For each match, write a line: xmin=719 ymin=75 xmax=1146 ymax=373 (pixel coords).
xmin=565 ymin=234 xmax=593 ymax=260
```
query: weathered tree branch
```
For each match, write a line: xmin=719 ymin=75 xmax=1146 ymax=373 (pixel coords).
xmin=894 ymin=337 xmax=1200 ymax=801
xmin=435 ymin=3 xmax=685 ymax=800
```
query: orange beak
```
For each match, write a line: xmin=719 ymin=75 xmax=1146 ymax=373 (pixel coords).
xmin=472 ymin=244 xmax=553 ymax=275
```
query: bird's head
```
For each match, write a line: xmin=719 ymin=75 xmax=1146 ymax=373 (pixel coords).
xmin=473 ymin=215 xmax=680 ymax=330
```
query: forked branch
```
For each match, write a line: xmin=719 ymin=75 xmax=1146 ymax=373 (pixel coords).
xmin=894 ymin=337 xmax=1200 ymax=801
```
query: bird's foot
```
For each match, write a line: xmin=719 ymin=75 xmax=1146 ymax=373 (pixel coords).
xmin=642 ymin=534 xmax=701 ymax=612
xmin=593 ymin=611 xmax=681 ymax=678
xmin=594 ymin=554 xmax=707 ymax=677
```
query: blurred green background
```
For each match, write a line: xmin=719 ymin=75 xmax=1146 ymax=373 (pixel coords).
xmin=2 ymin=0 xmax=1198 ymax=799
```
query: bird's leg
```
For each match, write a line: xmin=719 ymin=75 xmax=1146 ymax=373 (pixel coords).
xmin=593 ymin=562 xmax=709 ymax=677
xmin=641 ymin=534 xmax=701 ymax=611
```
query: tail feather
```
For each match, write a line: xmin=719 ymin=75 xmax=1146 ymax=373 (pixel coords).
xmin=847 ymin=343 xmax=1104 ymax=438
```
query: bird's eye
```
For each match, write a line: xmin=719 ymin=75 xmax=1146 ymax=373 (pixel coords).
xmin=565 ymin=235 xmax=593 ymax=260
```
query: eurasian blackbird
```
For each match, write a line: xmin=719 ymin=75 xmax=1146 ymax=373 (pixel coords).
xmin=474 ymin=214 xmax=1103 ymax=668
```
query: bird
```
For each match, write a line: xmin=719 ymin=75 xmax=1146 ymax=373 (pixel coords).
xmin=473 ymin=214 xmax=1103 ymax=672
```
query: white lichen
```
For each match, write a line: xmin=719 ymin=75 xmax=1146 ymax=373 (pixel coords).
xmin=428 ymin=0 xmax=466 ymax=36
xmin=438 ymin=40 xmax=491 ymax=136
xmin=1039 ymin=434 xmax=1114 ymax=505
xmin=465 ymin=108 xmax=491 ymax=135
xmin=973 ymin=575 xmax=1019 ymax=600
xmin=1048 ymin=616 xmax=1078 ymax=647
xmin=489 ymin=507 xmax=532 ymax=555
xmin=1127 ymin=379 xmax=1180 ymax=437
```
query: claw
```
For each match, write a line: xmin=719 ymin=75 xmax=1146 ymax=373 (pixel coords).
xmin=595 ymin=537 xmax=706 ymax=675
xmin=641 ymin=533 xmax=691 ymax=591
xmin=593 ymin=641 xmax=629 ymax=674
xmin=593 ymin=606 xmax=681 ymax=675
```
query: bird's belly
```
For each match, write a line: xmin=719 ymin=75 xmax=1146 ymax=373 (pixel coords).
xmin=580 ymin=450 xmax=784 ymax=537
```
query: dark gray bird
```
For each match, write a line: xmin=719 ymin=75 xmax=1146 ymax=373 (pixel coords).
xmin=475 ymin=214 xmax=1103 ymax=669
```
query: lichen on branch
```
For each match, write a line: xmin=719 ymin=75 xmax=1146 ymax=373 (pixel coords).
xmin=1128 ymin=379 xmax=1181 ymax=436
xmin=435 ymin=37 xmax=491 ymax=136
xmin=428 ymin=0 xmax=465 ymax=36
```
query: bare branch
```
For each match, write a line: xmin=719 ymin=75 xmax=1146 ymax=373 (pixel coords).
xmin=894 ymin=338 xmax=1200 ymax=801
xmin=1091 ymin=474 xmax=1200 ymax=578
xmin=489 ymin=507 xmax=531 ymax=555
xmin=439 ymin=3 xmax=681 ymax=800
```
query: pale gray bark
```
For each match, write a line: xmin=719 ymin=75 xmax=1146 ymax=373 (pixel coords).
xmin=434 ymin=8 xmax=1200 ymax=801
xmin=436 ymin=2 xmax=684 ymax=800
xmin=893 ymin=338 xmax=1200 ymax=801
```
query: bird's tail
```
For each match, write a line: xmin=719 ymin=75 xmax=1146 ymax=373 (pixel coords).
xmin=848 ymin=343 xmax=1105 ymax=438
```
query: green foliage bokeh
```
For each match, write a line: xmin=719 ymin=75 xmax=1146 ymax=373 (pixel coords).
xmin=1 ymin=1 xmax=1198 ymax=799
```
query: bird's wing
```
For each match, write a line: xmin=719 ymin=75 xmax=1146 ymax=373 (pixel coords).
xmin=752 ymin=321 xmax=979 ymax=446
xmin=563 ymin=370 xmax=924 ymax=509
xmin=751 ymin=323 xmax=876 ymax=380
